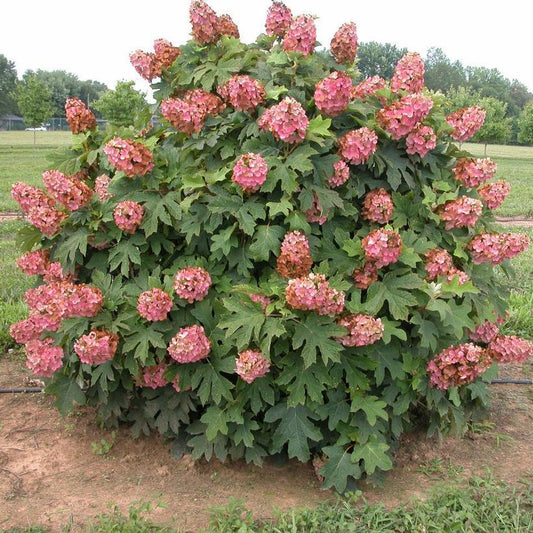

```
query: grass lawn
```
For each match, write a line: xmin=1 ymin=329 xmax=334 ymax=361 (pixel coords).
xmin=0 ymin=131 xmax=73 ymax=212
xmin=465 ymin=142 xmax=533 ymax=218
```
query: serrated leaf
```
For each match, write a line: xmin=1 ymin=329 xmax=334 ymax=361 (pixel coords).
xmin=122 ymin=324 xmax=167 ymax=363
xmin=54 ymin=228 xmax=88 ymax=266
xmin=286 ymin=145 xmax=318 ymax=174
xmin=350 ymin=394 xmax=388 ymax=426
xmin=351 ymin=438 xmax=393 ymax=475
xmin=264 ymin=402 xmax=322 ymax=462
xmin=200 ymin=406 xmax=229 ymax=440
xmin=46 ymin=373 xmax=86 ymax=416
xmin=249 ymin=224 xmax=285 ymax=262
xmin=191 ymin=362 xmax=234 ymax=405
xmin=108 ymin=240 xmax=142 ymax=276
xmin=219 ymin=298 xmax=265 ymax=350
xmin=317 ymin=389 xmax=350 ymax=431
xmin=320 ymin=445 xmax=362 ymax=492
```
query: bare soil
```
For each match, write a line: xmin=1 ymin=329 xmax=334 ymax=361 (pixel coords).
xmin=0 ymin=353 xmax=531 ymax=532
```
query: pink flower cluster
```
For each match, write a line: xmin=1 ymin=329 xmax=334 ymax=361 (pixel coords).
xmin=376 ymin=93 xmax=433 ymax=140
xmin=488 ymin=335 xmax=533 ymax=363
xmin=362 ymin=229 xmax=402 ymax=268
xmin=477 ymin=180 xmax=510 ymax=209
xmin=352 ymin=261 xmax=378 ymax=290
xmin=137 ymin=288 xmax=173 ymax=321
xmin=303 ymin=194 xmax=328 ymax=225
xmin=235 ymin=350 xmax=271 ymax=383
xmin=190 ymin=0 xmax=221 ymax=45
xmin=327 ymin=160 xmax=350 ymax=188
xmin=351 ymin=76 xmax=387 ymax=103
xmin=265 ymin=1 xmax=292 ymax=37
xmin=217 ymin=14 xmax=240 ymax=38
xmin=217 ymin=75 xmax=265 ymax=113
xmin=25 ymin=338 xmax=64 ymax=377
xmin=258 ymin=96 xmax=309 ymax=144
xmin=74 ymin=330 xmax=119 ymax=366
xmin=103 ymin=138 xmax=154 ymax=178
xmin=285 ymin=273 xmax=345 ymax=316
xmin=453 ymin=158 xmax=497 ymax=188
xmin=65 ymin=98 xmax=97 ymax=134
xmin=330 ymin=22 xmax=358 ymax=64
xmin=314 ymin=71 xmax=352 ymax=117
xmin=161 ymin=90 xmax=225 ymax=136
xmin=113 ymin=201 xmax=144 ymax=234
xmin=391 ymin=52 xmax=425 ymax=94
xmin=168 ymin=324 xmax=211 ymax=363
xmin=276 ymin=230 xmax=313 ymax=279
xmin=42 ymin=170 xmax=93 ymax=211
xmin=232 ymin=153 xmax=268 ymax=193
xmin=405 ymin=124 xmax=437 ymax=157
xmin=361 ymin=188 xmax=394 ymax=224
xmin=283 ymin=14 xmax=316 ymax=56
xmin=174 ymin=266 xmax=211 ymax=303
xmin=338 ymin=127 xmax=378 ymax=165
xmin=11 ymin=182 xmax=67 ymax=237
xmin=95 ymin=174 xmax=113 ymax=202
xmin=17 ymin=249 xmax=72 ymax=283
xmin=138 ymin=362 xmax=169 ymax=389
xmin=446 ymin=106 xmax=486 ymax=142
xmin=424 ymin=248 xmax=453 ymax=280
xmin=336 ymin=314 xmax=384 ymax=347
xmin=249 ymin=293 xmax=272 ymax=312
xmin=130 ymin=39 xmax=181 ymax=82
xmin=468 ymin=232 xmax=530 ymax=265
xmin=469 ymin=316 xmax=504 ymax=344
xmin=437 ymin=196 xmax=483 ymax=230
xmin=427 ymin=343 xmax=490 ymax=390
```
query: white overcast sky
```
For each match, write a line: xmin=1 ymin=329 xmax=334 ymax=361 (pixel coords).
xmin=2 ymin=0 xmax=532 ymax=99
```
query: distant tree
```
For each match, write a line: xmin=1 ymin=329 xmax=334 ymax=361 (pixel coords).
xmin=15 ymin=76 xmax=54 ymax=143
xmin=0 ymin=54 xmax=18 ymax=116
xmin=444 ymin=86 xmax=481 ymax=114
xmin=518 ymin=102 xmax=533 ymax=145
xmin=424 ymin=48 xmax=466 ymax=93
xmin=357 ymin=42 xmax=408 ymax=80
xmin=508 ymin=80 xmax=532 ymax=116
xmin=93 ymin=81 xmax=147 ymax=127
xmin=473 ymin=97 xmax=512 ymax=154
xmin=465 ymin=66 xmax=511 ymax=103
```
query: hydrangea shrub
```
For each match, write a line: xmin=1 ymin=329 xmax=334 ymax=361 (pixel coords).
xmin=10 ymin=0 xmax=532 ymax=491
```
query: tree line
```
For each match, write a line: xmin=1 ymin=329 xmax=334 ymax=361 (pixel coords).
xmin=2 ymin=44 xmax=533 ymax=144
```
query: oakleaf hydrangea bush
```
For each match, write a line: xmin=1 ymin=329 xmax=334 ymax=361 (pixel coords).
xmin=10 ymin=0 xmax=533 ymax=491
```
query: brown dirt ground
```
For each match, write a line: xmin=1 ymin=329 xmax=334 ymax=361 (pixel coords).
xmin=0 ymin=353 xmax=532 ymax=532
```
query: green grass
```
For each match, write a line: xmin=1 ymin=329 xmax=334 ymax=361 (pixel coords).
xmin=0 ymin=220 xmax=34 ymax=350
xmin=2 ymin=476 xmax=531 ymax=532
xmin=0 ymin=131 xmax=73 ymax=212
xmin=465 ymin=142 xmax=533 ymax=218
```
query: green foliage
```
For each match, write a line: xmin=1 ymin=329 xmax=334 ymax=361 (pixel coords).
xmin=15 ymin=76 xmax=53 ymax=129
xmin=93 ymin=81 xmax=147 ymax=127
xmin=10 ymin=4 xmax=527 ymax=493
xmin=473 ymin=96 xmax=513 ymax=147
xmin=0 ymin=53 xmax=19 ymax=116
xmin=518 ymin=101 xmax=533 ymax=145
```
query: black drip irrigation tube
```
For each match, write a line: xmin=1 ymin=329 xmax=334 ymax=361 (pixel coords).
xmin=0 ymin=379 xmax=531 ymax=394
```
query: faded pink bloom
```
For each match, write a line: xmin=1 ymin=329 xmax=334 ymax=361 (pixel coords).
xmin=477 ymin=180 xmax=511 ymax=209
xmin=446 ymin=267 xmax=469 ymax=286
xmin=327 ymin=160 xmax=350 ymax=188
xmin=235 ymin=350 xmax=270 ymax=383
xmin=25 ymin=338 xmax=64 ymax=377
xmin=283 ymin=14 xmax=316 ymax=56
xmin=217 ymin=14 xmax=239 ymax=38
xmin=427 ymin=343 xmax=490 ymax=390
xmin=361 ymin=188 xmax=394 ymax=224
xmin=446 ymin=106 xmax=486 ymax=142
xmin=168 ymin=325 xmax=211 ymax=363
xmin=16 ymin=249 xmax=50 ymax=276
xmin=10 ymin=317 xmax=42 ymax=344
xmin=65 ymin=97 xmax=97 ymax=134
xmin=468 ymin=232 xmax=530 ymax=265
xmin=232 ymin=153 xmax=268 ymax=193
xmin=487 ymin=335 xmax=533 ymax=363
xmin=469 ymin=316 xmax=505 ymax=344
xmin=362 ymin=229 xmax=402 ymax=268
xmin=113 ymin=201 xmax=144 ymax=234
xmin=103 ymin=138 xmax=154 ymax=178
xmin=249 ymin=293 xmax=272 ymax=312
xmin=330 ymin=22 xmax=358 ymax=64
xmin=276 ymin=230 xmax=313 ymax=279
xmin=391 ymin=52 xmax=425 ymax=94
xmin=303 ymin=193 xmax=329 ymax=225
xmin=258 ymin=96 xmax=309 ymax=144
xmin=74 ymin=330 xmax=119 ymax=366
xmin=351 ymin=76 xmax=387 ymax=103
xmin=285 ymin=273 xmax=344 ymax=316
xmin=42 ymin=261 xmax=74 ymax=284
xmin=138 ymin=362 xmax=169 ymax=389
xmin=153 ymin=38 xmax=181 ymax=70
xmin=190 ymin=0 xmax=221 ymax=45
xmin=352 ymin=261 xmax=379 ymax=290
xmin=336 ymin=314 xmax=384 ymax=347
xmin=338 ymin=127 xmax=378 ymax=165
xmin=137 ymin=288 xmax=173 ymax=321
xmin=42 ymin=170 xmax=93 ymax=211
xmin=265 ymin=1 xmax=292 ymax=37
xmin=377 ymin=93 xmax=433 ymax=139
xmin=437 ymin=196 xmax=483 ymax=230
xmin=405 ymin=123 xmax=436 ymax=157
xmin=174 ymin=266 xmax=212 ymax=303
xmin=217 ymin=75 xmax=265 ymax=113
xmin=453 ymin=158 xmax=497 ymax=188
xmin=424 ymin=248 xmax=453 ymax=280
xmin=130 ymin=50 xmax=161 ymax=82
xmin=314 ymin=71 xmax=352 ymax=117
xmin=95 ymin=174 xmax=113 ymax=202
